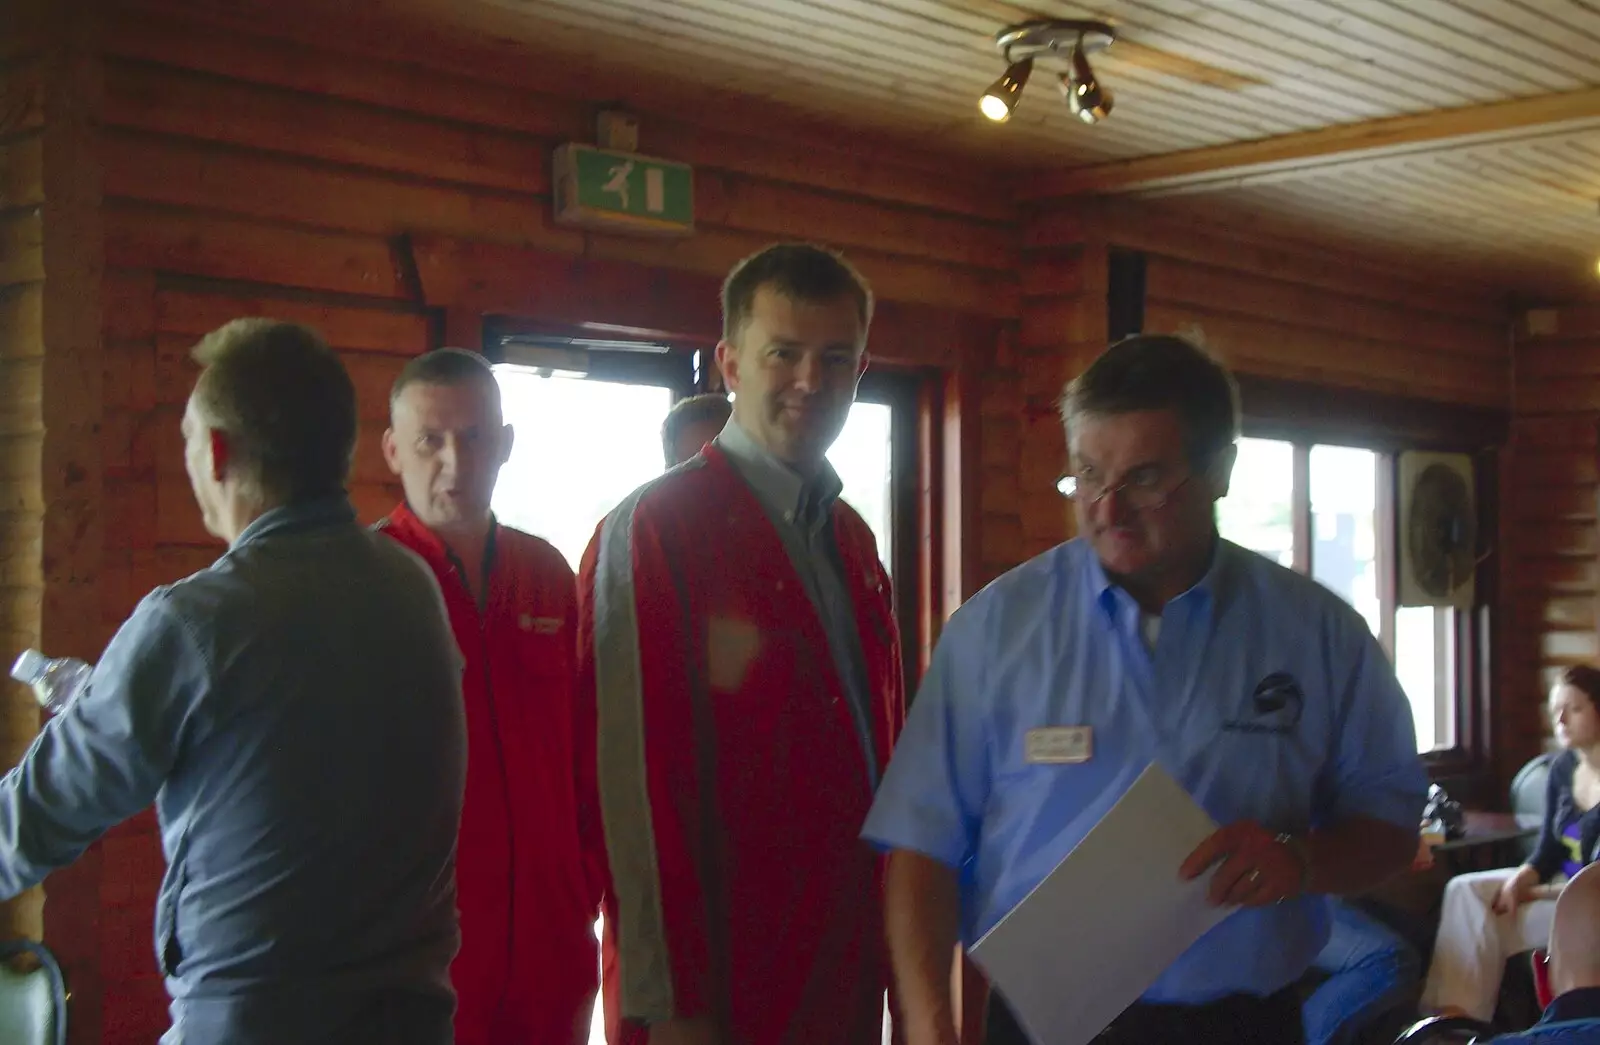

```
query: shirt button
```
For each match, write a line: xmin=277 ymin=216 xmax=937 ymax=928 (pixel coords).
xmin=783 ymin=511 xmax=795 ymax=522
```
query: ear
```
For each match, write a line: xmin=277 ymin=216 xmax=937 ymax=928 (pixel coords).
xmin=856 ymin=348 xmax=870 ymax=379
xmin=381 ymin=427 xmax=402 ymax=477
xmin=207 ymin=428 xmax=231 ymax=484
xmin=498 ymin=423 xmax=515 ymax=466
xmin=714 ymin=339 xmax=739 ymax=393
xmin=1209 ymin=442 xmax=1239 ymax=500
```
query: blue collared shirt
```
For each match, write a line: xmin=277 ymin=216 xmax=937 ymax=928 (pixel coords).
xmin=0 ymin=496 xmax=467 ymax=1044
xmin=861 ymin=537 xmax=1427 ymax=1003
xmin=1490 ymin=988 xmax=1600 ymax=1044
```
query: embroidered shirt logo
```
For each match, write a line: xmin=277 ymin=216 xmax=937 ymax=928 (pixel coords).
xmin=520 ymin=614 xmax=562 ymax=635
xmin=1223 ymin=672 xmax=1305 ymax=734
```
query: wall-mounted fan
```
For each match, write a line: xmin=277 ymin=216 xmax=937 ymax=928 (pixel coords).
xmin=1397 ymin=451 xmax=1477 ymax=609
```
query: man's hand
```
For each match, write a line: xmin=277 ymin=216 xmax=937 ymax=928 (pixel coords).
xmin=648 ymin=1016 xmax=722 ymax=1045
xmin=1180 ymin=821 xmax=1306 ymax=907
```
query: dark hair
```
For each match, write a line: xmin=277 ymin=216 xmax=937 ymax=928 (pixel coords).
xmin=1059 ymin=334 xmax=1241 ymax=467
xmin=1559 ymin=665 xmax=1600 ymax=706
xmin=389 ymin=347 xmax=502 ymax=419
xmin=662 ymin=393 xmax=732 ymax=465
xmin=721 ymin=242 xmax=873 ymax=343
xmin=190 ymin=319 xmax=356 ymax=502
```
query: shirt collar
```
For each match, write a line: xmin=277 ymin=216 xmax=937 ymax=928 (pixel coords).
xmin=1084 ymin=534 xmax=1231 ymax=622
xmin=232 ymin=493 xmax=357 ymax=549
xmin=714 ymin=418 xmax=844 ymax=533
xmin=382 ymin=501 xmax=500 ymax=573
xmin=1542 ymin=987 xmax=1600 ymax=1025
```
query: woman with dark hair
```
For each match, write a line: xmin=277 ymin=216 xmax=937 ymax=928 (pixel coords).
xmin=1421 ymin=664 xmax=1600 ymax=1020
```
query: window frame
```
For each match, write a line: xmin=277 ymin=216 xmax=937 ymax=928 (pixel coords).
xmin=1231 ymin=374 xmax=1505 ymax=781
xmin=856 ymin=367 xmax=928 ymax=691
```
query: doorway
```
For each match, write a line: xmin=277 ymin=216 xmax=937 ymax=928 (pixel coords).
xmin=486 ymin=331 xmax=916 ymax=584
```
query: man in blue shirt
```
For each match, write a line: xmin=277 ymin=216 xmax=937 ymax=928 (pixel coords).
xmin=1493 ymin=862 xmax=1600 ymax=1044
xmin=862 ymin=334 xmax=1427 ymax=1045
xmin=0 ymin=320 xmax=467 ymax=1045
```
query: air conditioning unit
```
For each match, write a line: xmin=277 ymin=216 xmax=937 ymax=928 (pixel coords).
xmin=1397 ymin=451 xmax=1476 ymax=609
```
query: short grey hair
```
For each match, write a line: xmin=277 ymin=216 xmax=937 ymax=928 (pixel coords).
xmin=190 ymin=319 xmax=356 ymax=501
xmin=1059 ymin=334 xmax=1240 ymax=468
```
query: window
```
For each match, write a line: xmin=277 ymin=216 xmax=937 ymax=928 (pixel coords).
xmin=830 ymin=402 xmax=895 ymax=577
xmin=1215 ymin=437 xmax=1294 ymax=568
xmin=1216 ymin=437 xmax=1461 ymax=754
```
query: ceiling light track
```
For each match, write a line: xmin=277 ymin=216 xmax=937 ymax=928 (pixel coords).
xmin=980 ymin=18 xmax=1117 ymax=126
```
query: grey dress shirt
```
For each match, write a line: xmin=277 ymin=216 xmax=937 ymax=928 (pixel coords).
xmin=0 ymin=495 xmax=467 ymax=1045
xmin=715 ymin=420 xmax=879 ymax=785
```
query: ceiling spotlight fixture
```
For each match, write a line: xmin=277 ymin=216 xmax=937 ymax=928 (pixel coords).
xmin=981 ymin=18 xmax=1116 ymax=125
xmin=1062 ymin=40 xmax=1114 ymax=124
xmin=979 ymin=58 xmax=1033 ymax=122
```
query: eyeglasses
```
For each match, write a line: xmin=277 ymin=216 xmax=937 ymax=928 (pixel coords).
xmin=1059 ymin=471 xmax=1190 ymax=511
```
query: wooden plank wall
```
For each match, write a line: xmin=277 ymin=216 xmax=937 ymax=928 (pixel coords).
xmin=2 ymin=4 xmax=112 ymax=1041
xmin=976 ymin=206 xmax=1107 ymax=583
xmin=1101 ymin=200 xmax=1511 ymax=409
xmin=1503 ymin=307 xmax=1600 ymax=790
xmin=998 ymin=197 xmax=1513 ymax=590
xmin=0 ymin=30 xmax=49 ymax=945
xmin=73 ymin=2 xmax=1019 ymax=1040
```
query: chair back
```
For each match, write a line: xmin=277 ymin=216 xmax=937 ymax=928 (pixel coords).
xmin=0 ymin=939 xmax=67 ymax=1045
xmin=1512 ymin=753 xmax=1556 ymax=862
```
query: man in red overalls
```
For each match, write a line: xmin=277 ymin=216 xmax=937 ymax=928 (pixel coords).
xmin=380 ymin=348 xmax=603 ymax=1045
xmin=579 ymin=243 xmax=906 ymax=1045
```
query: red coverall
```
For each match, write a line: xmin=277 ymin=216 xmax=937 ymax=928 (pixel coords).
xmin=577 ymin=445 xmax=906 ymax=1045
xmin=380 ymin=503 xmax=603 ymax=1045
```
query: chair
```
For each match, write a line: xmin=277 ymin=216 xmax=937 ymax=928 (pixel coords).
xmin=1392 ymin=1014 xmax=1497 ymax=1044
xmin=0 ymin=939 xmax=67 ymax=1045
xmin=1510 ymin=753 xmax=1554 ymax=864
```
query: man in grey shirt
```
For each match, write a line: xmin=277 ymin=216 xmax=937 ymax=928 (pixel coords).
xmin=0 ymin=320 xmax=467 ymax=1045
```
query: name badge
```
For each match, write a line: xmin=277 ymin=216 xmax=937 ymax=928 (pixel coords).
xmin=1026 ymin=726 xmax=1093 ymax=765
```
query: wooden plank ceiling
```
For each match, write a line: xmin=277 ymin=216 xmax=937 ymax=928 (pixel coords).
xmin=425 ymin=0 xmax=1600 ymax=300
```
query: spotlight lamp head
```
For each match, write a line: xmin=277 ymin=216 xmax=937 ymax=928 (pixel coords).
xmin=982 ymin=18 xmax=1116 ymax=126
xmin=1064 ymin=39 xmax=1114 ymax=124
xmin=979 ymin=57 xmax=1033 ymax=122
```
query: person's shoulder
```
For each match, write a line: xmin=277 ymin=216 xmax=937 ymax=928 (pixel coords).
xmin=610 ymin=455 xmax=726 ymax=529
xmin=495 ymin=524 xmax=576 ymax=581
xmin=948 ymin=539 xmax=1082 ymax=637
xmin=831 ymin=496 xmax=881 ymax=550
xmin=146 ymin=553 xmax=239 ymax=615
xmin=1500 ymin=1020 xmax=1600 ymax=1044
xmin=368 ymin=527 xmax=438 ymax=574
xmin=124 ymin=558 xmax=243 ymax=650
xmin=1224 ymin=541 xmax=1368 ymax=635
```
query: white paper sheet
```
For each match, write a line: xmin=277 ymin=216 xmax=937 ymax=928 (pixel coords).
xmin=969 ymin=761 xmax=1232 ymax=1045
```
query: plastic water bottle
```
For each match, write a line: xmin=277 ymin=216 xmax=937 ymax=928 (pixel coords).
xmin=8 ymin=650 xmax=92 ymax=715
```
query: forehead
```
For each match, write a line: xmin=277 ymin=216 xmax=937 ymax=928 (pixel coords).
xmin=1552 ymin=683 xmax=1591 ymax=706
xmin=740 ymin=285 xmax=865 ymax=349
xmin=1069 ymin=408 xmax=1186 ymax=465
xmin=392 ymin=378 xmax=499 ymax=426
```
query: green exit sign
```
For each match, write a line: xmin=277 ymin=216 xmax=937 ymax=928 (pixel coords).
xmin=552 ymin=143 xmax=694 ymax=236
